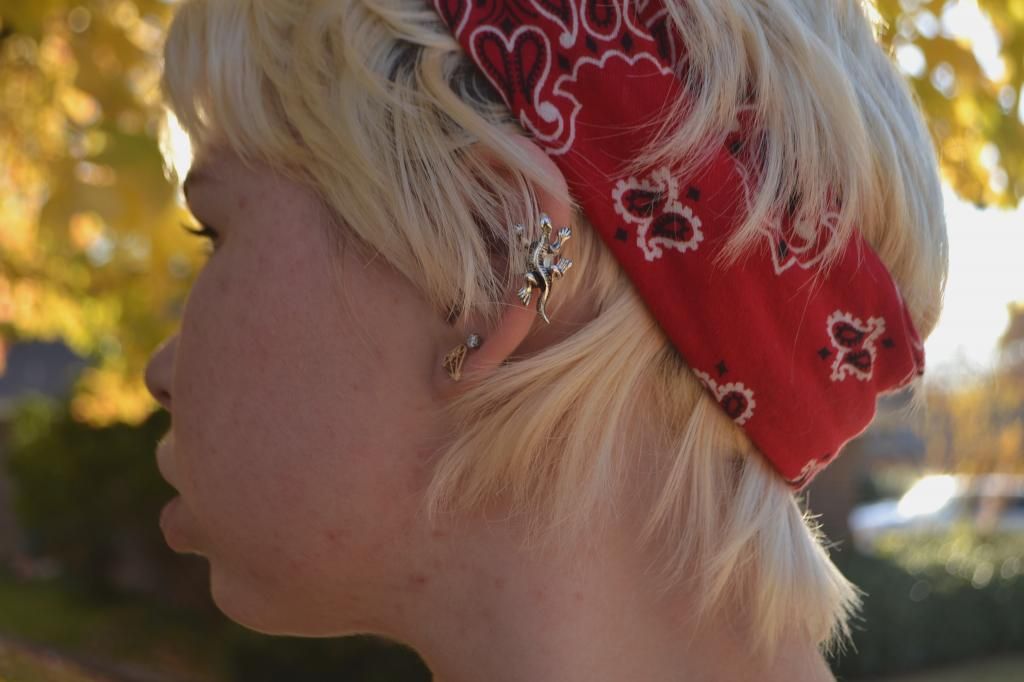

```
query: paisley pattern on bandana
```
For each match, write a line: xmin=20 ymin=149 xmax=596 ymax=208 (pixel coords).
xmin=693 ymin=370 xmax=756 ymax=426
xmin=611 ymin=167 xmax=704 ymax=261
xmin=826 ymin=311 xmax=887 ymax=382
xmin=430 ymin=0 xmax=926 ymax=491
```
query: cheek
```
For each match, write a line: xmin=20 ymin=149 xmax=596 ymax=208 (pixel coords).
xmin=171 ymin=243 xmax=428 ymax=587
xmin=171 ymin=265 xmax=302 ymax=573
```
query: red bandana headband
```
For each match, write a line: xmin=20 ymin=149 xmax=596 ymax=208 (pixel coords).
xmin=430 ymin=0 xmax=925 ymax=490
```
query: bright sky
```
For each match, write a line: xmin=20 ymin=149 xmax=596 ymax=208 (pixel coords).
xmin=924 ymin=184 xmax=1024 ymax=379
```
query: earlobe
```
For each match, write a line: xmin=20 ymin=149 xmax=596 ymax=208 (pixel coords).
xmin=436 ymin=284 xmax=539 ymax=401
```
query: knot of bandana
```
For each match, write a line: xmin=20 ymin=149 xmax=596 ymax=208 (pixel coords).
xmin=430 ymin=0 xmax=925 ymax=490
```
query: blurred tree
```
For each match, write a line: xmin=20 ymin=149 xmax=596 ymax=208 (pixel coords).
xmin=0 ymin=0 xmax=1022 ymax=425
xmin=999 ymin=302 xmax=1024 ymax=370
xmin=0 ymin=0 xmax=200 ymax=425
xmin=926 ymin=305 xmax=1024 ymax=475
xmin=873 ymin=0 xmax=1024 ymax=209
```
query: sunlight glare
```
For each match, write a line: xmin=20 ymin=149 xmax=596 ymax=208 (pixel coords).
xmin=157 ymin=110 xmax=195 ymax=198
xmin=941 ymin=0 xmax=1005 ymax=83
xmin=898 ymin=475 xmax=958 ymax=517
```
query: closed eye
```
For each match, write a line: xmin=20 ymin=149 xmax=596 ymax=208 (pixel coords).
xmin=180 ymin=220 xmax=219 ymax=254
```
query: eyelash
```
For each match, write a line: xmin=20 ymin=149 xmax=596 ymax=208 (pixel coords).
xmin=180 ymin=220 xmax=219 ymax=253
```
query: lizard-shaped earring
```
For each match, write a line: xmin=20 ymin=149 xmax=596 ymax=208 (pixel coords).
xmin=513 ymin=213 xmax=574 ymax=324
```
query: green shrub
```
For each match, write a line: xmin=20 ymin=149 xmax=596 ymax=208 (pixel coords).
xmin=828 ymin=525 xmax=1024 ymax=678
xmin=4 ymin=397 xmax=175 ymax=599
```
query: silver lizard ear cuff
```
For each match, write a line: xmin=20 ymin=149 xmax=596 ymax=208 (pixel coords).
xmin=442 ymin=214 xmax=574 ymax=382
xmin=443 ymin=333 xmax=482 ymax=382
xmin=514 ymin=213 xmax=573 ymax=324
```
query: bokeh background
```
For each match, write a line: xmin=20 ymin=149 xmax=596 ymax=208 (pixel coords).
xmin=0 ymin=0 xmax=1022 ymax=680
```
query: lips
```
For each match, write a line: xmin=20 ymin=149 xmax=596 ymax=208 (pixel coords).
xmin=155 ymin=433 xmax=181 ymax=491
xmin=160 ymin=495 xmax=201 ymax=555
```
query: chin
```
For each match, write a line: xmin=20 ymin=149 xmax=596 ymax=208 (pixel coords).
xmin=207 ymin=560 xmax=284 ymax=634
xmin=207 ymin=562 xmax=356 ymax=638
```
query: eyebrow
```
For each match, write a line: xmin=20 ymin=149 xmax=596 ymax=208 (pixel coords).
xmin=182 ymin=166 xmax=217 ymax=201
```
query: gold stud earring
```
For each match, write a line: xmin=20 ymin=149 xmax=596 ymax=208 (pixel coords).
xmin=442 ymin=333 xmax=483 ymax=382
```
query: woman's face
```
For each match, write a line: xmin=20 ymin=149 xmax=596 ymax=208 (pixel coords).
xmin=144 ymin=147 xmax=454 ymax=635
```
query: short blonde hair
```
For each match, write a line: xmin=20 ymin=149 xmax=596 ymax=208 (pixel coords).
xmin=160 ymin=0 xmax=948 ymax=662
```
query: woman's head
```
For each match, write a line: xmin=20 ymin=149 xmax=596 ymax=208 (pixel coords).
xmin=145 ymin=0 xmax=947 ymax=663
xmin=146 ymin=132 xmax=596 ymax=637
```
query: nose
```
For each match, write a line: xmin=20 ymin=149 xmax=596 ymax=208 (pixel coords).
xmin=144 ymin=334 xmax=177 ymax=413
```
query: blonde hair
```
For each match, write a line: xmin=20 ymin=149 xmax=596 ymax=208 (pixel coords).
xmin=160 ymin=0 xmax=948 ymax=663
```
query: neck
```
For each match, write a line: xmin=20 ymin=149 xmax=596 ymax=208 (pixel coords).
xmin=389 ymin=513 xmax=835 ymax=682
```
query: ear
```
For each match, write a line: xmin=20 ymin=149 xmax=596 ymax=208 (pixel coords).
xmin=434 ymin=134 xmax=576 ymax=401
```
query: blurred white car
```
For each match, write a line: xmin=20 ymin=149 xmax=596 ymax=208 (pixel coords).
xmin=847 ymin=473 xmax=1024 ymax=554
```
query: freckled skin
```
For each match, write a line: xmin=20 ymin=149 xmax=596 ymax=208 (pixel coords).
xmin=145 ymin=148 xmax=454 ymax=636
